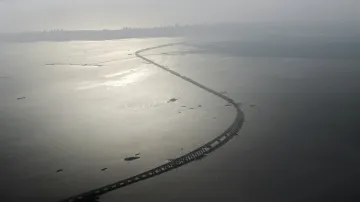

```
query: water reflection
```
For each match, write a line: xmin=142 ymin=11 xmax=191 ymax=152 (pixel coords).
xmin=78 ymin=66 xmax=151 ymax=90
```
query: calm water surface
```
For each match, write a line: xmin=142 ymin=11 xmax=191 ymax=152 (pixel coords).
xmin=1 ymin=39 xmax=360 ymax=202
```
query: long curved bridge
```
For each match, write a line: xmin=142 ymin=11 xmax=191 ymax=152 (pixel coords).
xmin=59 ymin=43 xmax=245 ymax=202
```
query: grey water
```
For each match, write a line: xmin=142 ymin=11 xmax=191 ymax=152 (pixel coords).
xmin=1 ymin=37 xmax=360 ymax=202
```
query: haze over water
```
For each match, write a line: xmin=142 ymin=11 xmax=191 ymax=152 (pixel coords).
xmin=1 ymin=1 xmax=360 ymax=202
xmin=1 ymin=34 xmax=359 ymax=201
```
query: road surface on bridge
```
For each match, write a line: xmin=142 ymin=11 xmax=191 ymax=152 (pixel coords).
xmin=59 ymin=43 xmax=245 ymax=202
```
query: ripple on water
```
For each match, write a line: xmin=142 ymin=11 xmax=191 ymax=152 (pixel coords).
xmin=77 ymin=67 xmax=151 ymax=90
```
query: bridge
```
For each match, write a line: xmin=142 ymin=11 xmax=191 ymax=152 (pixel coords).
xmin=59 ymin=43 xmax=245 ymax=202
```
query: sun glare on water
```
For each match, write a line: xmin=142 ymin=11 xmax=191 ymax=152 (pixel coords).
xmin=77 ymin=66 xmax=151 ymax=90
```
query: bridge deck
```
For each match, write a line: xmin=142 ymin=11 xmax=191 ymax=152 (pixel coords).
xmin=60 ymin=43 xmax=244 ymax=202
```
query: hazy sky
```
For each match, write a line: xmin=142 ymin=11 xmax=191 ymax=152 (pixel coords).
xmin=0 ymin=0 xmax=359 ymax=32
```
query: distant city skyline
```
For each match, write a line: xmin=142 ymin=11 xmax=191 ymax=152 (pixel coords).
xmin=0 ymin=0 xmax=359 ymax=33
